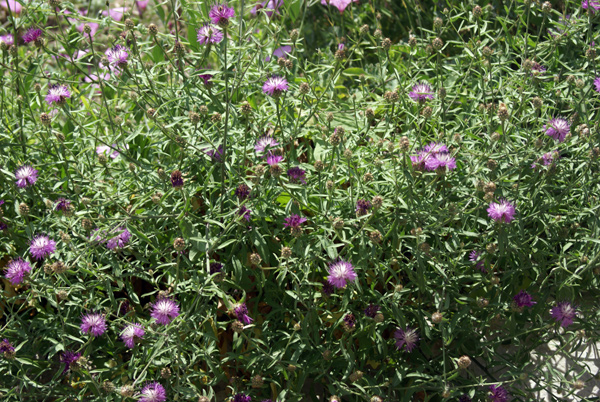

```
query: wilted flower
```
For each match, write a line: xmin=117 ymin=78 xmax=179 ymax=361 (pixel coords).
xmin=327 ymin=259 xmax=357 ymax=288
xmin=206 ymin=145 xmax=224 ymax=162
xmin=551 ymin=301 xmax=577 ymax=327
xmin=80 ymin=313 xmax=107 ymax=337
xmin=343 ymin=313 xmax=356 ymax=330
xmin=238 ymin=205 xmax=251 ymax=221
xmin=22 ymin=28 xmax=42 ymax=43
xmin=60 ymin=351 xmax=81 ymax=373
xmin=394 ymin=326 xmax=419 ymax=352
xmin=287 ymin=167 xmax=306 ymax=184
xmin=196 ymin=23 xmax=224 ymax=44
xmin=233 ymin=303 xmax=253 ymax=324
xmin=263 ymin=76 xmax=289 ymax=97
xmin=139 ymin=382 xmax=167 ymax=402
xmin=355 ymin=199 xmax=371 ymax=216
xmin=409 ymin=82 xmax=435 ymax=103
xmin=513 ymin=290 xmax=536 ymax=308
xmin=151 ymin=298 xmax=180 ymax=325
xmin=29 ymin=234 xmax=56 ymax=260
xmin=233 ymin=394 xmax=252 ymax=402
xmin=544 ymin=117 xmax=570 ymax=142
xmin=14 ymin=165 xmax=38 ymax=188
xmin=364 ymin=304 xmax=380 ymax=318
xmin=4 ymin=258 xmax=32 ymax=285
xmin=45 ymin=85 xmax=71 ymax=105
xmin=55 ymin=198 xmax=71 ymax=212
xmin=487 ymin=199 xmax=516 ymax=223
xmin=121 ymin=323 xmax=145 ymax=348
xmin=171 ymin=170 xmax=184 ymax=188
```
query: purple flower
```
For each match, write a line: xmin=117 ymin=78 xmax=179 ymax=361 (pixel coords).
xmin=121 ymin=323 xmax=145 ymax=348
xmin=321 ymin=0 xmax=356 ymax=13
xmin=102 ymin=7 xmax=127 ymax=20
xmin=469 ymin=250 xmax=486 ymax=273
xmin=196 ymin=23 xmax=224 ymax=44
xmin=394 ymin=326 xmax=419 ymax=352
xmin=287 ymin=167 xmax=306 ymax=184
xmin=410 ymin=152 xmax=429 ymax=171
xmin=210 ymin=262 xmax=223 ymax=274
xmin=233 ymin=303 xmax=253 ymax=324
xmin=45 ymin=84 xmax=71 ymax=105
xmin=238 ymin=205 xmax=251 ymax=221
xmin=422 ymin=142 xmax=449 ymax=154
xmin=171 ymin=170 xmax=184 ymax=188
xmin=488 ymin=384 xmax=509 ymax=402
xmin=151 ymin=298 xmax=180 ymax=325
xmin=199 ymin=73 xmax=213 ymax=86
xmin=0 ymin=0 xmax=21 ymax=14
xmin=140 ymin=382 xmax=167 ymax=402
xmin=364 ymin=304 xmax=379 ymax=318
xmin=255 ymin=136 xmax=279 ymax=153
xmin=22 ymin=28 xmax=42 ymax=43
xmin=322 ymin=281 xmax=334 ymax=296
xmin=266 ymin=153 xmax=284 ymax=166
xmin=105 ymin=44 xmax=129 ymax=70
xmin=96 ymin=144 xmax=125 ymax=159
xmin=327 ymin=259 xmax=357 ymax=288
xmin=106 ymin=227 xmax=131 ymax=250
xmin=409 ymin=82 xmax=435 ymax=103
xmin=251 ymin=0 xmax=283 ymax=18
xmin=209 ymin=3 xmax=235 ymax=27
xmin=235 ymin=184 xmax=251 ymax=200
xmin=233 ymin=394 xmax=252 ymax=402
xmin=424 ymin=152 xmax=456 ymax=171
xmin=5 ymin=258 xmax=32 ymax=285
xmin=0 ymin=34 xmax=14 ymax=47
xmin=530 ymin=62 xmax=547 ymax=77
xmin=80 ymin=313 xmax=107 ymax=337
xmin=262 ymin=76 xmax=289 ymax=97
xmin=284 ymin=214 xmax=307 ymax=228
xmin=206 ymin=145 xmax=224 ymax=162
xmin=582 ymin=0 xmax=600 ymax=13
xmin=544 ymin=117 xmax=570 ymax=143
xmin=343 ymin=313 xmax=356 ymax=329
xmin=541 ymin=150 xmax=560 ymax=166
xmin=273 ymin=45 xmax=291 ymax=58
xmin=594 ymin=77 xmax=600 ymax=93
xmin=551 ymin=301 xmax=577 ymax=327
xmin=55 ymin=198 xmax=71 ymax=212
xmin=0 ymin=339 xmax=15 ymax=354
xmin=355 ymin=199 xmax=371 ymax=216
xmin=513 ymin=290 xmax=536 ymax=308
xmin=487 ymin=199 xmax=516 ymax=223
xmin=14 ymin=165 xmax=38 ymax=188
xmin=60 ymin=351 xmax=81 ymax=373
xmin=29 ymin=235 xmax=56 ymax=260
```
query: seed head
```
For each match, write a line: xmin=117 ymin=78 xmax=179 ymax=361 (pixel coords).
xmin=497 ymin=103 xmax=509 ymax=121
xmin=422 ymin=106 xmax=433 ymax=118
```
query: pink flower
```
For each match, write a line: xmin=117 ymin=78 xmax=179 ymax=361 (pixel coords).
xmin=0 ymin=0 xmax=21 ymax=14
xmin=321 ymin=0 xmax=358 ymax=13
xmin=120 ymin=323 xmax=145 ymax=348
xmin=102 ymin=7 xmax=127 ymax=21
xmin=487 ymin=199 xmax=516 ymax=223
xmin=327 ymin=260 xmax=357 ymax=288
xmin=80 ymin=313 xmax=107 ymax=337
xmin=151 ymin=298 xmax=180 ymax=325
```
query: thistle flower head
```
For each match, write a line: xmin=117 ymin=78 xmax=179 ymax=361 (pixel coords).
xmin=233 ymin=394 xmax=252 ymax=402
xmin=255 ymin=136 xmax=279 ymax=153
xmin=0 ymin=34 xmax=14 ymax=46
xmin=45 ymin=85 xmax=71 ymax=105
xmin=139 ymin=382 xmax=167 ymax=402
xmin=5 ymin=258 xmax=32 ymax=285
xmin=551 ymin=301 xmax=577 ymax=327
xmin=60 ymin=351 xmax=81 ymax=373
xmin=488 ymin=384 xmax=509 ymax=402
xmin=364 ymin=304 xmax=380 ymax=318
xmin=394 ymin=326 xmax=419 ymax=352
xmin=151 ymin=298 xmax=180 ymax=325
xmin=513 ymin=290 xmax=536 ymax=308
xmin=425 ymin=152 xmax=457 ymax=171
xmin=106 ymin=227 xmax=131 ymax=250
xmin=487 ymin=199 xmax=516 ymax=223
xmin=469 ymin=250 xmax=486 ymax=272
xmin=29 ymin=234 xmax=56 ymax=260
xmin=196 ymin=23 xmax=224 ymax=44
xmin=594 ymin=77 xmax=600 ymax=93
xmin=266 ymin=152 xmax=284 ymax=166
xmin=120 ymin=323 xmax=145 ymax=348
xmin=105 ymin=45 xmax=129 ymax=69
xmin=582 ymin=0 xmax=600 ymax=13
xmin=327 ymin=259 xmax=357 ymax=288
xmin=284 ymin=214 xmax=307 ymax=228
xmin=287 ymin=166 xmax=306 ymax=184
xmin=80 ymin=312 xmax=107 ymax=337
xmin=355 ymin=199 xmax=371 ymax=216
xmin=409 ymin=81 xmax=435 ymax=103
xmin=262 ymin=76 xmax=289 ymax=97
xmin=14 ymin=165 xmax=38 ymax=188
xmin=544 ymin=117 xmax=570 ymax=142
xmin=23 ymin=28 xmax=42 ymax=43
xmin=233 ymin=302 xmax=253 ymax=324
xmin=55 ymin=198 xmax=71 ymax=212
xmin=209 ymin=3 xmax=235 ymax=27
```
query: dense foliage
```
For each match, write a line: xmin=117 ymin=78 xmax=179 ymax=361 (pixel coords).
xmin=1 ymin=0 xmax=600 ymax=401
